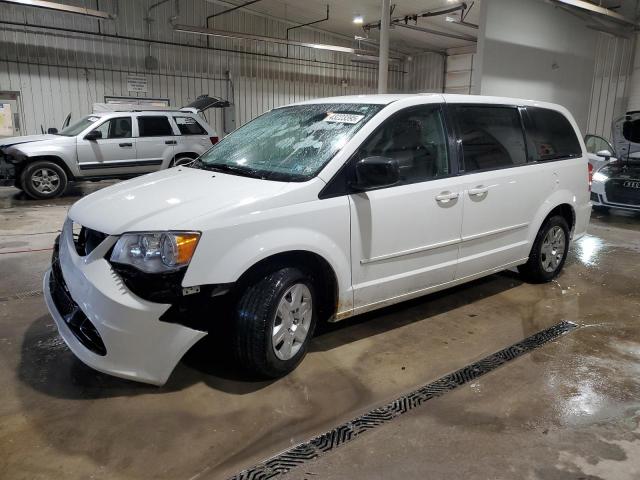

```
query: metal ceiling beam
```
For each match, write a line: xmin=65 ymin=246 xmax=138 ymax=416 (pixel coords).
xmin=364 ymin=2 xmax=467 ymax=29
xmin=174 ymin=24 xmax=405 ymax=59
xmin=396 ymin=23 xmax=476 ymax=42
xmin=0 ymin=0 xmax=114 ymax=19
xmin=548 ymin=0 xmax=638 ymax=27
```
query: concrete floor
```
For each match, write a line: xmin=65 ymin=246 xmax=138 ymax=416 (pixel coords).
xmin=1 ymin=182 xmax=639 ymax=480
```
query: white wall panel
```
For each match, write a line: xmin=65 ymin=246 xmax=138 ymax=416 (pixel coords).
xmin=0 ymin=0 xmax=416 ymax=135
xmin=587 ymin=33 xmax=634 ymax=139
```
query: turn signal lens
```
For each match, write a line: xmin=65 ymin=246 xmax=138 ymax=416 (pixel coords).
xmin=588 ymin=163 xmax=593 ymax=191
xmin=174 ymin=233 xmax=200 ymax=264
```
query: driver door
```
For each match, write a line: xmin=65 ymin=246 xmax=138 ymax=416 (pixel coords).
xmin=349 ymin=105 xmax=465 ymax=313
xmin=76 ymin=116 xmax=137 ymax=174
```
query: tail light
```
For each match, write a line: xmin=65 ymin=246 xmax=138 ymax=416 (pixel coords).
xmin=210 ymin=136 xmax=219 ymax=145
xmin=588 ymin=163 xmax=593 ymax=191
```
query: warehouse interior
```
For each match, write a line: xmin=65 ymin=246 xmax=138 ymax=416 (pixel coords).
xmin=1 ymin=0 xmax=640 ymax=479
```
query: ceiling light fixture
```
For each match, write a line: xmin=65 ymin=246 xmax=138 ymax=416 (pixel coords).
xmin=445 ymin=15 xmax=456 ymax=22
xmin=353 ymin=14 xmax=364 ymax=24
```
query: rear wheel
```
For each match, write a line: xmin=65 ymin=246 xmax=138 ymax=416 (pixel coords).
xmin=21 ymin=161 xmax=68 ymax=199
xmin=234 ymin=267 xmax=316 ymax=378
xmin=518 ymin=215 xmax=569 ymax=283
xmin=169 ymin=155 xmax=196 ymax=168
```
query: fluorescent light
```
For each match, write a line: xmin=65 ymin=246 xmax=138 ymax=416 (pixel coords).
xmin=354 ymin=35 xmax=367 ymax=40
xmin=445 ymin=16 xmax=456 ymax=22
xmin=353 ymin=14 xmax=364 ymax=24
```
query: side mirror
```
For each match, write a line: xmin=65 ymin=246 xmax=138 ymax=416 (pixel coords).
xmin=84 ymin=130 xmax=102 ymax=141
xmin=596 ymin=149 xmax=612 ymax=160
xmin=352 ymin=156 xmax=400 ymax=191
xmin=47 ymin=127 xmax=58 ymax=134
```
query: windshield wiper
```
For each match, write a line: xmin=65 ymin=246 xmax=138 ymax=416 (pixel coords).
xmin=194 ymin=160 xmax=264 ymax=179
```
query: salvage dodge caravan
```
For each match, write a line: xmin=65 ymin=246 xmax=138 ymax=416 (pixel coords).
xmin=44 ymin=94 xmax=591 ymax=385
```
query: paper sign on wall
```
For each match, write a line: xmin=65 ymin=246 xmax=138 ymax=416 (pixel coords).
xmin=126 ymin=75 xmax=149 ymax=93
xmin=0 ymin=103 xmax=14 ymax=137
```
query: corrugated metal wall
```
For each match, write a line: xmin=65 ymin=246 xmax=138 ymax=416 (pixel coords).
xmin=0 ymin=0 xmax=424 ymax=135
xmin=586 ymin=32 xmax=635 ymax=139
xmin=405 ymin=52 xmax=444 ymax=93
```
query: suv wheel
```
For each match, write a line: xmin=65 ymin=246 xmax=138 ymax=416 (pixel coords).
xmin=21 ymin=161 xmax=68 ymax=199
xmin=234 ymin=267 xmax=317 ymax=378
xmin=518 ymin=215 xmax=569 ymax=283
xmin=170 ymin=156 xmax=195 ymax=168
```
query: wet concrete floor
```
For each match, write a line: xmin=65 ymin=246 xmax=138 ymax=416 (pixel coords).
xmin=1 ymin=182 xmax=639 ymax=479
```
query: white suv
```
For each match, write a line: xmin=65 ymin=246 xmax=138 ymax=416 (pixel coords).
xmin=0 ymin=108 xmax=218 ymax=199
xmin=43 ymin=94 xmax=591 ymax=385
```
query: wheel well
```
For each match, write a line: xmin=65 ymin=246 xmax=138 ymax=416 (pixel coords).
xmin=546 ymin=203 xmax=575 ymax=233
xmin=19 ymin=155 xmax=74 ymax=180
xmin=234 ymin=251 xmax=339 ymax=323
xmin=173 ymin=152 xmax=199 ymax=161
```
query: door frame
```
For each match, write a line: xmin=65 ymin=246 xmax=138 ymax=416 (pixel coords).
xmin=0 ymin=91 xmax=25 ymax=137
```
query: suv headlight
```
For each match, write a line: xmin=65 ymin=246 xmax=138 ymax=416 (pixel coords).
xmin=110 ymin=232 xmax=200 ymax=273
xmin=592 ymin=171 xmax=608 ymax=183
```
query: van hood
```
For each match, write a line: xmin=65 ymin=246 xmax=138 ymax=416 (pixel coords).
xmin=0 ymin=134 xmax=59 ymax=149
xmin=68 ymin=167 xmax=295 ymax=235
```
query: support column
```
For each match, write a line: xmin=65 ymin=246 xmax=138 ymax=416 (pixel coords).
xmin=378 ymin=0 xmax=390 ymax=93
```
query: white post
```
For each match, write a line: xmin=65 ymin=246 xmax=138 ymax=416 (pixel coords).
xmin=378 ymin=0 xmax=390 ymax=94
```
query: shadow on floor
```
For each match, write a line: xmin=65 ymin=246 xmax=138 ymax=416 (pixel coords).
xmin=17 ymin=270 xmax=523 ymax=401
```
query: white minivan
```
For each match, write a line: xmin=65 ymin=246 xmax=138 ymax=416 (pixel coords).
xmin=44 ymin=94 xmax=591 ymax=385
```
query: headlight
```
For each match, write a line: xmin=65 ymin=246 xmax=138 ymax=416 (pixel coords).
xmin=592 ymin=171 xmax=608 ymax=183
xmin=110 ymin=232 xmax=200 ymax=273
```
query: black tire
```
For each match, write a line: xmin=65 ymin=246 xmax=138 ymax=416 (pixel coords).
xmin=518 ymin=215 xmax=570 ymax=283
xmin=21 ymin=160 xmax=68 ymax=199
xmin=234 ymin=267 xmax=317 ymax=378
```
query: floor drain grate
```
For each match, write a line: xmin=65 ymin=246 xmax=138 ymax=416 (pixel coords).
xmin=229 ymin=320 xmax=577 ymax=480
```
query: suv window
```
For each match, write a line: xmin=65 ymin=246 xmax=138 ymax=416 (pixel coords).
xmin=356 ymin=106 xmax=449 ymax=185
xmin=454 ymin=106 xmax=526 ymax=172
xmin=174 ymin=116 xmax=207 ymax=135
xmin=137 ymin=116 xmax=173 ymax=137
xmin=585 ymin=134 xmax=613 ymax=155
xmin=525 ymin=107 xmax=581 ymax=161
xmin=93 ymin=117 xmax=132 ymax=139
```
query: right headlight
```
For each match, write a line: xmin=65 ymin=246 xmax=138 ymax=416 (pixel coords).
xmin=592 ymin=171 xmax=608 ymax=183
xmin=110 ymin=231 xmax=200 ymax=274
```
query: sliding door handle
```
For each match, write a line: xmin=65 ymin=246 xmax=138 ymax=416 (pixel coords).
xmin=468 ymin=186 xmax=489 ymax=196
xmin=435 ymin=192 xmax=459 ymax=203
xmin=165 ymin=140 xmax=177 ymax=145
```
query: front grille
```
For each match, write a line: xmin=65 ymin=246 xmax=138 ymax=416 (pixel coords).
xmin=590 ymin=192 xmax=600 ymax=203
xmin=50 ymin=237 xmax=107 ymax=356
xmin=605 ymin=179 xmax=640 ymax=206
xmin=75 ymin=226 xmax=108 ymax=256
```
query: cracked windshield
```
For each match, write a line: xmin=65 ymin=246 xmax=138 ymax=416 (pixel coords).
xmin=196 ymin=103 xmax=383 ymax=181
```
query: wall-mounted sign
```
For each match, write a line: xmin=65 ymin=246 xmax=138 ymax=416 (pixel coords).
xmin=126 ymin=75 xmax=148 ymax=93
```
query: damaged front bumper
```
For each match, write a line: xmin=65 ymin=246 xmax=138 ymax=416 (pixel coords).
xmin=43 ymin=219 xmax=207 ymax=385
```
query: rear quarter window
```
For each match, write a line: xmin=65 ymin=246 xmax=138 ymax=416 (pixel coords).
xmin=524 ymin=108 xmax=581 ymax=161
xmin=174 ymin=116 xmax=207 ymax=135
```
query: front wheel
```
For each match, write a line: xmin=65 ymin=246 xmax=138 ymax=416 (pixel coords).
xmin=518 ymin=215 xmax=570 ymax=283
xmin=21 ymin=161 xmax=68 ymax=199
xmin=234 ymin=267 xmax=317 ymax=378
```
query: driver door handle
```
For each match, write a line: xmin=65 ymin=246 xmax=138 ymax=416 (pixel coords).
xmin=468 ymin=186 xmax=489 ymax=196
xmin=435 ymin=192 xmax=459 ymax=203
xmin=119 ymin=142 xmax=132 ymax=147
xmin=165 ymin=140 xmax=177 ymax=145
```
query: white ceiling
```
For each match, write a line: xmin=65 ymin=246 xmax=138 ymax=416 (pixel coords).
xmin=212 ymin=0 xmax=481 ymax=53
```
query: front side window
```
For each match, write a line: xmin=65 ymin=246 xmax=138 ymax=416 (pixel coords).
xmin=137 ymin=116 xmax=173 ymax=137
xmin=196 ymin=103 xmax=384 ymax=181
xmin=455 ymin=106 xmax=526 ymax=172
xmin=585 ymin=135 xmax=613 ymax=155
xmin=525 ymin=108 xmax=581 ymax=161
xmin=355 ymin=106 xmax=449 ymax=185
xmin=93 ymin=117 xmax=132 ymax=139
xmin=174 ymin=116 xmax=207 ymax=135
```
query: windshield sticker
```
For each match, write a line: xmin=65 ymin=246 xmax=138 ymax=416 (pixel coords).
xmin=324 ymin=113 xmax=365 ymax=124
